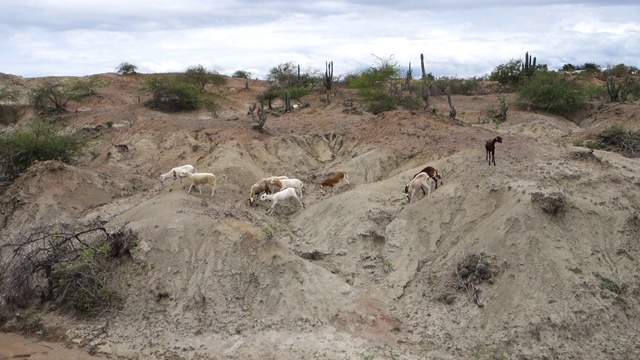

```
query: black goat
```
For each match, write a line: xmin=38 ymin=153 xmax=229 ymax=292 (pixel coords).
xmin=485 ymin=136 xmax=503 ymax=166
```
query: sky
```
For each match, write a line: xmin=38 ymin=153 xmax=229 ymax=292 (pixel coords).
xmin=1 ymin=0 xmax=639 ymax=79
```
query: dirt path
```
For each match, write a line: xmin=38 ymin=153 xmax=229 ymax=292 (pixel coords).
xmin=0 ymin=332 xmax=105 ymax=359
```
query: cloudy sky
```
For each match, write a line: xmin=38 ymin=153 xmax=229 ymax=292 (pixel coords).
xmin=1 ymin=1 xmax=638 ymax=79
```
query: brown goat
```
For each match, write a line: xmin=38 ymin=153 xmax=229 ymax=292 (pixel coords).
xmin=319 ymin=171 xmax=350 ymax=192
xmin=485 ymin=136 xmax=503 ymax=166
xmin=248 ymin=178 xmax=273 ymax=206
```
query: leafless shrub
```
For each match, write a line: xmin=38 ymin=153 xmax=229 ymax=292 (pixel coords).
xmin=0 ymin=222 xmax=137 ymax=316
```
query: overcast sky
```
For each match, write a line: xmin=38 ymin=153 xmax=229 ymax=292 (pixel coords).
xmin=1 ymin=1 xmax=638 ymax=79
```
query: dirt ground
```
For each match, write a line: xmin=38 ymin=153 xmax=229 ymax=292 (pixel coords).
xmin=1 ymin=72 xmax=640 ymax=359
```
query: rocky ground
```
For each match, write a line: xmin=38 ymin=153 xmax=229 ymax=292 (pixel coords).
xmin=1 ymin=73 xmax=639 ymax=359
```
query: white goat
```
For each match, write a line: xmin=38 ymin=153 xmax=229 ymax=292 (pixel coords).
xmin=248 ymin=176 xmax=289 ymax=206
xmin=159 ymin=164 xmax=196 ymax=191
xmin=260 ymin=187 xmax=305 ymax=214
xmin=405 ymin=172 xmax=435 ymax=204
xmin=177 ymin=170 xmax=217 ymax=197
xmin=269 ymin=178 xmax=304 ymax=199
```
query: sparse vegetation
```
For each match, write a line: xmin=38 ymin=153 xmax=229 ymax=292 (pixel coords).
xmin=383 ymin=258 xmax=392 ymax=272
xmin=66 ymin=78 xmax=99 ymax=101
xmin=600 ymin=277 xmax=628 ymax=295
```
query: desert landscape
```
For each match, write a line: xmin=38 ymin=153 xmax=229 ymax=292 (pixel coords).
xmin=1 ymin=71 xmax=639 ymax=359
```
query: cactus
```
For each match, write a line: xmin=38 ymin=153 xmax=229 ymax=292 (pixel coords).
xmin=405 ymin=62 xmax=413 ymax=92
xmin=254 ymin=95 xmax=268 ymax=130
xmin=523 ymin=52 xmax=537 ymax=77
xmin=607 ymin=77 xmax=620 ymax=101
xmin=323 ymin=61 xmax=334 ymax=102
xmin=607 ymin=76 xmax=630 ymax=102
xmin=420 ymin=54 xmax=431 ymax=108
xmin=284 ymin=90 xmax=291 ymax=112
xmin=497 ymin=95 xmax=508 ymax=122
xmin=447 ymin=85 xmax=456 ymax=120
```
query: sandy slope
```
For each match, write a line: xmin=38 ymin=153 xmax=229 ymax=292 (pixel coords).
xmin=1 ymin=73 xmax=639 ymax=359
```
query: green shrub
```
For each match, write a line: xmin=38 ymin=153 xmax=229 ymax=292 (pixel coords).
xmin=626 ymin=79 xmax=640 ymax=100
xmin=141 ymin=75 xmax=201 ymax=112
xmin=517 ymin=71 xmax=587 ymax=115
xmin=347 ymin=56 xmax=401 ymax=114
xmin=582 ymin=83 xmax=608 ymax=100
xmin=584 ymin=140 xmax=599 ymax=149
xmin=489 ymin=59 xmax=525 ymax=90
xmin=572 ymin=139 xmax=584 ymax=147
xmin=0 ymin=120 xmax=85 ymax=179
xmin=433 ymin=76 xmax=484 ymax=95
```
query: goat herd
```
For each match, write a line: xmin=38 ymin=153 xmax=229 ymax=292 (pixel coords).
xmin=158 ymin=137 xmax=503 ymax=213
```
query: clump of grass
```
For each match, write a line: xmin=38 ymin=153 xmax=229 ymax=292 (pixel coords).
xmin=435 ymin=293 xmax=457 ymax=305
xmin=600 ymin=277 xmax=628 ymax=295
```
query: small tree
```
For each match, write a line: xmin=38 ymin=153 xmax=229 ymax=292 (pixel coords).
xmin=185 ymin=65 xmax=227 ymax=92
xmin=140 ymin=75 xmax=201 ymax=112
xmin=347 ymin=55 xmax=400 ymax=114
xmin=267 ymin=62 xmax=298 ymax=86
xmin=490 ymin=59 xmax=524 ymax=90
xmin=115 ymin=62 xmax=138 ymax=75
xmin=232 ymin=70 xmax=251 ymax=79
xmin=28 ymin=82 xmax=70 ymax=113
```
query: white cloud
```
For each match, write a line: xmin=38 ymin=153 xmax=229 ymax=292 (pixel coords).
xmin=0 ymin=1 xmax=638 ymax=78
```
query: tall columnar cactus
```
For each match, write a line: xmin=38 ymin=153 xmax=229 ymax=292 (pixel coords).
xmin=523 ymin=52 xmax=537 ymax=77
xmin=284 ymin=90 xmax=291 ymax=112
xmin=323 ymin=61 xmax=334 ymax=102
xmin=497 ymin=95 xmax=508 ymax=122
xmin=447 ymin=85 xmax=456 ymax=120
xmin=420 ymin=54 xmax=431 ymax=108
xmin=405 ymin=62 xmax=413 ymax=92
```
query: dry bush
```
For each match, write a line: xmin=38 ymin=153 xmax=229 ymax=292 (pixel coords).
xmin=531 ymin=191 xmax=567 ymax=216
xmin=454 ymin=253 xmax=498 ymax=307
xmin=0 ymin=222 xmax=137 ymax=316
